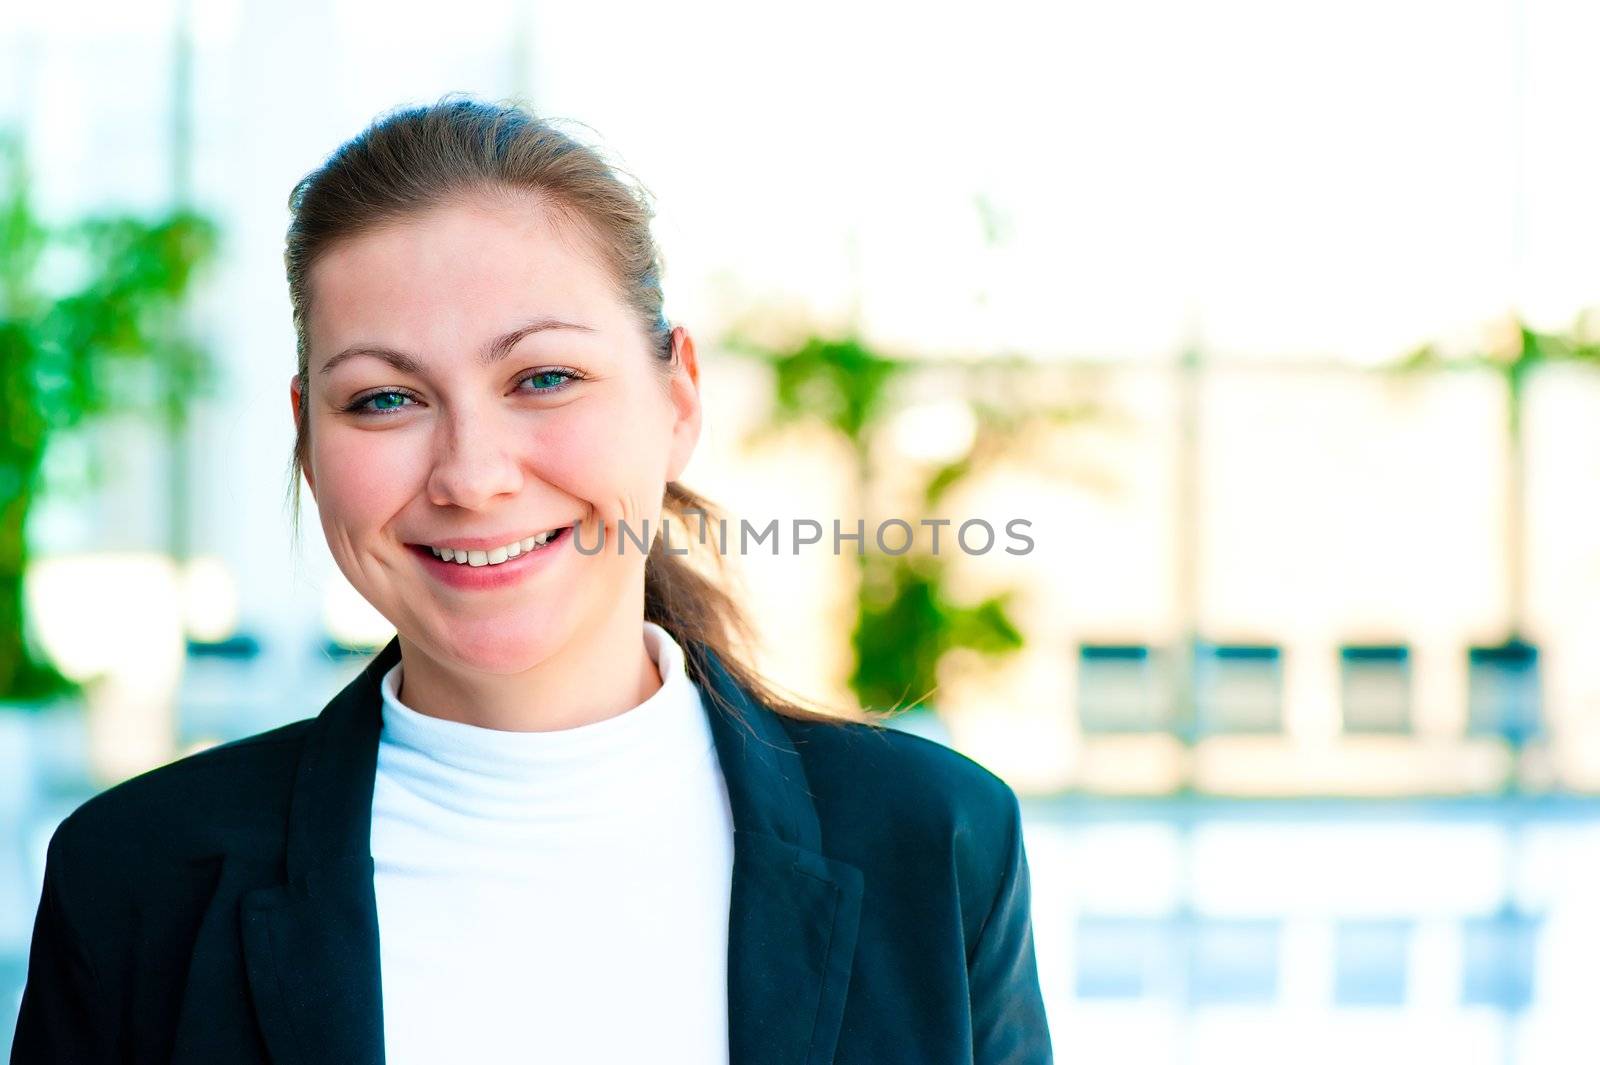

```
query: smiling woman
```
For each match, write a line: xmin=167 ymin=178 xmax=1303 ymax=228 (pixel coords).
xmin=288 ymin=181 xmax=705 ymax=720
xmin=10 ymin=96 xmax=1053 ymax=1065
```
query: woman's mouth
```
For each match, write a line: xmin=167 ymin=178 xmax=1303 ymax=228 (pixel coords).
xmin=407 ymin=525 xmax=574 ymax=588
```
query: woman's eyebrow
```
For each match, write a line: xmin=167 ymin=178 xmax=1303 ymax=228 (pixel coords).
xmin=317 ymin=317 xmax=596 ymax=376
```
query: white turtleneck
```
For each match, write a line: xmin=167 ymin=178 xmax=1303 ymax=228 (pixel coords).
xmin=370 ymin=622 xmax=735 ymax=1064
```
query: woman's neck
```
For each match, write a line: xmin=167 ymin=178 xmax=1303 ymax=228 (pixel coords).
xmin=393 ymin=610 xmax=663 ymax=732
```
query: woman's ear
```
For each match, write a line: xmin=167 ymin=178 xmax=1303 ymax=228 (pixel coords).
xmin=289 ymin=373 xmax=316 ymax=496
xmin=665 ymin=326 xmax=702 ymax=483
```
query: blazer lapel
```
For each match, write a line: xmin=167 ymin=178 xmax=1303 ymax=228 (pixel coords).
xmin=692 ymin=646 xmax=866 ymax=1065
xmin=240 ymin=641 xmax=395 ymax=1065
xmin=236 ymin=635 xmax=865 ymax=1065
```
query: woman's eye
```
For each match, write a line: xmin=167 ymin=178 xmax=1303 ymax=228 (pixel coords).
xmin=346 ymin=390 xmax=415 ymax=415
xmin=518 ymin=368 xmax=581 ymax=393
xmin=343 ymin=369 xmax=580 ymax=416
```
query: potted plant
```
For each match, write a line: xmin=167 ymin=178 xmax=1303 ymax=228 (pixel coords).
xmin=0 ymin=129 xmax=219 ymax=785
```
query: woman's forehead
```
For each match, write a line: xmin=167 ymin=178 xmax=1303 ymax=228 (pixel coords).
xmin=305 ymin=199 xmax=628 ymax=362
xmin=314 ymin=195 xmax=605 ymax=296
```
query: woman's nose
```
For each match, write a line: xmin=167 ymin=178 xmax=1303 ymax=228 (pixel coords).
xmin=425 ymin=417 xmax=524 ymax=510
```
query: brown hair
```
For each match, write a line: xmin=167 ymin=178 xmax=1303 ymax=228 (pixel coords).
xmin=283 ymin=95 xmax=871 ymax=730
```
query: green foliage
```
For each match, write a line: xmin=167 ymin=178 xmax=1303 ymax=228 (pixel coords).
xmin=740 ymin=334 xmax=901 ymax=446
xmin=1392 ymin=315 xmax=1600 ymax=467
xmin=850 ymin=553 xmax=1024 ymax=713
xmin=729 ymin=324 xmax=1078 ymax=718
xmin=0 ymin=131 xmax=219 ymax=702
xmin=1397 ymin=316 xmax=1600 ymax=382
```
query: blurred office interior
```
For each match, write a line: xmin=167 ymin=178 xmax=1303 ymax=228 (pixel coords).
xmin=3 ymin=2 xmax=1599 ymax=1062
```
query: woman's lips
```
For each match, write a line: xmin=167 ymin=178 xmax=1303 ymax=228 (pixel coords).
xmin=408 ymin=525 xmax=572 ymax=589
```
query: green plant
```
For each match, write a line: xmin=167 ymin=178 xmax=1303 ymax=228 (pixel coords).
xmin=0 ymin=131 xmax=219 ymax=701
xmin=852 ymin=552 xmax=1024 ymax=713
xmin=726 ymin=327 xmax=1082 ymax=717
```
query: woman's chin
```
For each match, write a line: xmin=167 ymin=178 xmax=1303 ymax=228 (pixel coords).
xmin=432 ymin=627 xmax=567 ymax=676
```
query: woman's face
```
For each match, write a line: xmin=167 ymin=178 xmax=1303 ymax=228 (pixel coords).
xmin=290 ymin=192 xmax=700 ymax=675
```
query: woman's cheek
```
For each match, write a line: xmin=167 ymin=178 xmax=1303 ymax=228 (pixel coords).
xmin=314 ymin=423 xmax=423 ymax=527
xmin=527 ymin=406 xmax=644 ymax=505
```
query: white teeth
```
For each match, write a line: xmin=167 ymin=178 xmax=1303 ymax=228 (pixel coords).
xmin=427 ymin=526 xmax=563 ymax=567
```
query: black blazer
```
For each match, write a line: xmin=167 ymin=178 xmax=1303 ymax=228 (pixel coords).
xmin=11 ymin=637 xmax=1053 ymax=1064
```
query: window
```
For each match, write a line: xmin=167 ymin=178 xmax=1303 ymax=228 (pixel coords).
xmin=1077 ymin=644 xmax=1170 ymax=733
xmin=1466 ymin=640 xmax=1541 ymax=744
xmin=1195 ymin=642 xmax=1283 ymax=734
xmin=1339 ymin=645 xmax=1411 ymax=733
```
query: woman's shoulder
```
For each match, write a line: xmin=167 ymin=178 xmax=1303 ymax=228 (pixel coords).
xmin=774 ymin=713 xmax=1029 ymax=949
xmin=776 ymin=713 xmax=1023 ymax=864
xmin=45 ymin=717 xmax=314 ymax=882
xmin=781 ymin=713 xmax=1017 ymax=810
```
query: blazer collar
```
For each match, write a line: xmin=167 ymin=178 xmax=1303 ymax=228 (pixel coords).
xmin=240 ymin=635 xmax=863 ymax=1065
